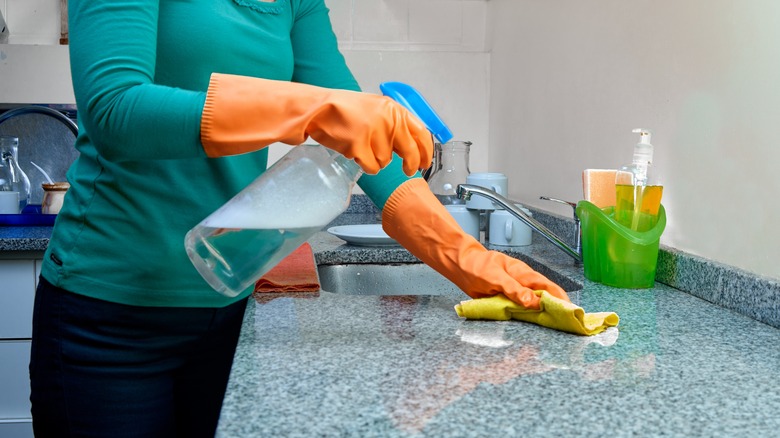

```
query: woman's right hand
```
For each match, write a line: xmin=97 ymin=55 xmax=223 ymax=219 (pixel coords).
xmin=382 ymin=178 xmax=570 ymax=310
xmin=200 ymin=73 xmax=433 ymax=176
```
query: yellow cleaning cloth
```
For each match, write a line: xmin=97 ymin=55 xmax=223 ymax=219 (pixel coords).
xmin=454 ymin=291 xmax=619 ymax=336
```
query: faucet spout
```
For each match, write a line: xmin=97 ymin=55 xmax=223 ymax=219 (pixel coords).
xmin=456 ymin=184 xmax=582 ymax=263
xmin=0 ymin=106 xmax=78 ymax=137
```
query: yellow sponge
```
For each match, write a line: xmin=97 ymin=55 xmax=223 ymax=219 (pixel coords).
xmin=582 ymin=169 xmax=617 ymax=208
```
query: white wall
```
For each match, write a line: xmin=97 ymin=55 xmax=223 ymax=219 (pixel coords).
xmin=487 ymin=0 xmax=780 ymax=280
xmin=7 ymin=0 xmax=774 ymax=281
xmin=1 ymin=0 xmax=62 ymax=45
xmin=0 ymin=0 xmax=72 ymax=104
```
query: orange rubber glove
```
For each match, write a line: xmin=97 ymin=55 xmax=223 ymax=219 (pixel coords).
xmin=382 ymin=179 xmax=570 ymax=310
xmin=200 ymin=73 xmax=432 ymax=176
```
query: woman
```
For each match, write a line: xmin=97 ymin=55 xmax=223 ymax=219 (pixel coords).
xmin=30 ymin=0 xmax=569 ymax=436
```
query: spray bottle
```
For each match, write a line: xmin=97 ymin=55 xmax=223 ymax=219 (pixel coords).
xmin=186 ymin=82 xmax=451 ymax=297
xmin=185 ymin=145 xmax=362 ymax=297
xmin=614 ymin=129 xmax=663 ymax=231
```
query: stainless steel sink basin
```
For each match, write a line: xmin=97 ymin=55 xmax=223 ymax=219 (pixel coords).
xmin=318 ymin=263 xmax=464 ymax=296
xmin=317 ymin=262 xmax=580 ymax=296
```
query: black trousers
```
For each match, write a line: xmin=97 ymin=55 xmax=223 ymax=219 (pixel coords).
xmin=29 ymin=277 xmax=248 ymax=438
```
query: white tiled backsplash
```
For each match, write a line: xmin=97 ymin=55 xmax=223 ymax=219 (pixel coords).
xmin=1 ymin=0 xmax=488 ymax=50
xmin=328 ymin=0 xmax=487 ymax=52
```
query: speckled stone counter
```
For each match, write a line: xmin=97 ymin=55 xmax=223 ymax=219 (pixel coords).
xmin=217 ymin=230 xmax=780 ymax=438
xmin=0 ymin=226 xmax=51 ymax=252
xmin=7 ymin=196 xmax=777 ymax=327
xmin=4 ymin=198 xmax=780 ymax=437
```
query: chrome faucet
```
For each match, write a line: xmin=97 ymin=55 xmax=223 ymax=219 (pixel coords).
xmin=0 ymin=106 xmax=78 ymax=207
xmin=456 ymin=184 xmax=582 ymax=263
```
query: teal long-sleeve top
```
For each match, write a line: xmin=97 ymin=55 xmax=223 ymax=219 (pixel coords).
xmin=42 ymin=0 xmax=417 ymax=307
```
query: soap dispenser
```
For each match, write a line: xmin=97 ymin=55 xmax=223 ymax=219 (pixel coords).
xmin=614 ymin=129 xmax=663 ymax=231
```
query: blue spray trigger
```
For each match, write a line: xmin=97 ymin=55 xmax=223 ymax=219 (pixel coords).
xmin=380 ymin=82 xmax=453 ymax=144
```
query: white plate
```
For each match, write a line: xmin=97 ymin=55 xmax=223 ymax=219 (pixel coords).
xmin=327 ymin=224 xmax=400 ymax=247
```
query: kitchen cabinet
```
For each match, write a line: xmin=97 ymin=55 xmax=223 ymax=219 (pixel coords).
xmin=0 ymin=258 xmax=40 ymax=438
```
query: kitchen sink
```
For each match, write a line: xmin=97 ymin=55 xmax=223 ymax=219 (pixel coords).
xmin=317 ymin=261 xmax=580 ymax=296
xmin=318 ymin=263 xmax=463 ymax=296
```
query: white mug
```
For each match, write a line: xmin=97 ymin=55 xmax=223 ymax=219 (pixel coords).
xmin=445 ymin=204 xmax=480 ymax=241
xmin=0 ymin=191 xmax=20 ymax=214
xmin=464 ymin=172 xmax=508 ymax=210
xmin=488 ymin=206 xmax=533 ymax=247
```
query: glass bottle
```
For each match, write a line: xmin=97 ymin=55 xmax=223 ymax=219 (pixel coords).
xmin=185 ymin=144 xmax=362 ymax=297
xmin=0 ymin=136 xmax=31 ymax=212
xmin=421 ymin=145 xmax=440 ymax=181
xmin=426 ymin=140 xmax=471 ymax=205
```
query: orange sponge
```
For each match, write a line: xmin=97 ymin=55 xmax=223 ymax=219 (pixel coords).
xmin=582 ymin=169 xmax=617 ymax=208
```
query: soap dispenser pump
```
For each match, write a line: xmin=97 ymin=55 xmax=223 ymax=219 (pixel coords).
xmin=614 ymin=128 xmax=663 ymax=231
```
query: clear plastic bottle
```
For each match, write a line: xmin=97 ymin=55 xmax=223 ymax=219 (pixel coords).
xmin=0 ymin=136 xmax=31 ymax=212
xmin=185 ymin=144 xmax=362 ymax=297
xmin=614 ymin=129 xmax=663 ymax=231
xmin=426 ymin=140 xmax=471 ymax=205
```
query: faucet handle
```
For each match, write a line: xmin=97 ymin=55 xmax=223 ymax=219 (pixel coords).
xmin=540 ymin=196 xmax=582 ymax=264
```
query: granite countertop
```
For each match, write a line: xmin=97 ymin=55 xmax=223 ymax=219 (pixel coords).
xmin=217 ymin=230 xmax=780 ymax=438
xmin=4 ymin=206 xmax=780 ymax=436
xmin=0 ymin=225 xmax=51 ymax=253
